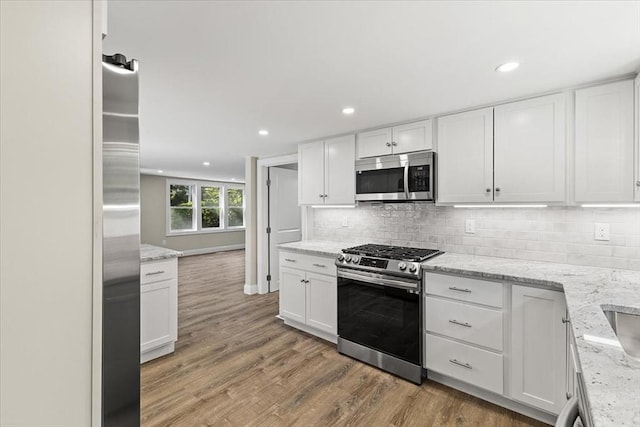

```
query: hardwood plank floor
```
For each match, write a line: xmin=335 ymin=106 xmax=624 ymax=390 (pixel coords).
xmin=141 ymin=250 xmax=548 ymax=427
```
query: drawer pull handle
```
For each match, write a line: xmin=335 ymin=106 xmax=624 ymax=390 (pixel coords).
xmin=449 ymin=319 xmax=472 ymax=328
xmin=312 ymin=263 xmax=326 ymax=268
xmin=448 ymin=286 xmax=472 ymax=293
xmin=449 ymin=359 xmax=472 ymax=370
xmin=145 ymin=270 xmax=165 ymax=276
xmin=300 ymin=279 xmax=309 ymax=284
xmin=562 ymin=317 xmax=570 ymax=324
xmin=284 ymin=258 xmax=297 ymax=263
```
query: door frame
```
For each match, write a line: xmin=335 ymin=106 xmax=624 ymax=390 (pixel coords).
xmin=256 ymin=154 xmax=301 ymax=294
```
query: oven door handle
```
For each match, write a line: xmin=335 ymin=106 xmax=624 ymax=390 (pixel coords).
xmin=337 ymin=269 xmax=419 ymax=291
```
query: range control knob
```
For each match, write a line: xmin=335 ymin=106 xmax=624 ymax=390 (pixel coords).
xmin=345 ymin=255 xmax=352 ymax=263
xmin=352 ymin=256 xmax=360 ymax=263
xmin=409 ymin=264 xmax=418 ymax=273
xmin=398 ymin=262 xmax=407 ymax=271
xmin=337 ymin=254 xmax=345 ymax=262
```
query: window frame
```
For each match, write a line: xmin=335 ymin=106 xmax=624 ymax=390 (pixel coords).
xmin=165 ymin=179 xmax=245 ymax=236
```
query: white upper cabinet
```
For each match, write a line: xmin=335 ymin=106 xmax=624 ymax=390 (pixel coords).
xmin=298 ymin=134 xmax=355 ymax=205
xmin=357 ymin=119 xmax=433 ymax=158
xmin=575 ymin=80 xmax=634 ymax=202
xmin=298 ymin=140 xmax=325 ymax=205
xmin=392 ymin=119 xmax=433 ymax=154
xmin=357 ymin=127 xmax=393 ymax=158
xmin=494 ymin=93 xmax=566 ymax=202
xmin=324 ymin=134 xmax=356 ymax=205
xmin=437 ymin=108 xmax=494 ymax=203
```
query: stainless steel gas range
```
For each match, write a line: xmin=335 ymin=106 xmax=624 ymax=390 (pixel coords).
xmin=335 ymin=244 xmax=443 ymax=384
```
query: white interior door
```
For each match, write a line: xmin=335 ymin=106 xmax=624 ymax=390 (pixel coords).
xmin=269 ymin=167 xmax=302 ymax=292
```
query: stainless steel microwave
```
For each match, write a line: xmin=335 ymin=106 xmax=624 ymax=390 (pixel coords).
xmin=355 ymin=151 xmax=435 ymax=202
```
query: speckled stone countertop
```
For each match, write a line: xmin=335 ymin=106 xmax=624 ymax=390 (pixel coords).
xmin=278 ymin=240 xmax=359 ymax=257
xmin=422 ymin=252 xmax=640 ymax=427
xmin=140 ymin=244 xmax=183 ymax=262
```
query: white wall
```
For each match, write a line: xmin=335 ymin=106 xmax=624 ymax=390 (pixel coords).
xmin=0 ymin=1 xmax=94 ymax=425
xmin=313 ymin=204 xmax=640 ymax=271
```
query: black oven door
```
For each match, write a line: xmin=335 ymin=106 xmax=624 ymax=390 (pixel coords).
xmin=337 ymin=269 xmax=421 ymax=365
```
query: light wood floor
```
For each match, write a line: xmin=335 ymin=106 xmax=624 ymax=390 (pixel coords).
xmin=141 ymin=250 xmax=547 ymax=427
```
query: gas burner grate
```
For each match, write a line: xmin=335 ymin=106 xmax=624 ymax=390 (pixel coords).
xmin=342 ymin=244 xmax=442 ymax=262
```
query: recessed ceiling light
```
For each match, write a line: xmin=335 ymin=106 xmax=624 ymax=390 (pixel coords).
xmin=496 ymin=62 xmax=520 ymax=73
xmin=203 ymin=161 xmax=210 ymax=166
xmin=258 ymin=129 xmax=269 ymax=136
xmin=231 ymin=178 xmax=236 ymax=181
xmin=342 ymin=107 xmax=355 ymax=115
xmin=157 ymin=170 xmax=163 ymax=173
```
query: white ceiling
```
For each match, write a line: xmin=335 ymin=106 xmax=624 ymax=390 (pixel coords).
xmin=104 ymin=1 xmax=640 ymax=182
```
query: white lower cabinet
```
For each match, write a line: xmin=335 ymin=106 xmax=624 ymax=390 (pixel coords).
xmin=279 ymin=250 xmax=337 ymax=342
xmin=140 ymin=258 xmax=178 ymax=363
xmin=510 ymin=285 xmax=567 ymax=415
xmin=424 ymin=272 xmax=569 ymax=422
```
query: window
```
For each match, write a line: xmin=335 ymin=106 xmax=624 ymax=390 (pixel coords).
xmin=167 ymin=180 xmax=245 ymax=234
xmin=169 ymin=184 xmax=195 ymax=232
xmin=227 ymin=188 xmax=244 ymax=227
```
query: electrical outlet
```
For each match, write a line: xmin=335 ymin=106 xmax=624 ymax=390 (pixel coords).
xmin=465 ymin=219 xmax=476 ymax=234
xmin=342 ymin=216 xmax=349 ymax=227
xmin=594 ymin=223 xmax=610 ymax=241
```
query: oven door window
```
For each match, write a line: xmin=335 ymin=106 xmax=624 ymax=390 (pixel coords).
xmin=338 ymin=276 xmax=420 ymax=365
xmin=356 ymin=167 xmax=404 ymax=194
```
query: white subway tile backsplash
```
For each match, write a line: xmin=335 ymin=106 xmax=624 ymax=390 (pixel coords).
xmin=312 ymin=203 xmax=640 ymax=271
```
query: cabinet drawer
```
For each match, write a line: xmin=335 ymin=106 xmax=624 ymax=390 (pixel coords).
xmin=141 ymin=259 xmax=177 ymax=284
xmin=425 ymin=272 xmax=503 ymax=308
xmin=279 ymin=250 xmax=336 ymax=277
xmin=425 ymin=333 xmax=503 ymax=395
xmin=425 ymin=297 xmax=503 ymax=351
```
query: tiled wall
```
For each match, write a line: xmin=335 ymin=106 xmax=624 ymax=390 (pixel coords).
xmin=311 ymin=204 xmax=640 ymax=271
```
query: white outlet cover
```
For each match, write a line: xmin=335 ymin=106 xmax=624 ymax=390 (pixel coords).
xmin=594 ymin=223 xmax=610 ymax=241
xmin=465 ymin=219 xmax=476 ymax=234
xmin=342 ymin=216 xmax=349 ymax=227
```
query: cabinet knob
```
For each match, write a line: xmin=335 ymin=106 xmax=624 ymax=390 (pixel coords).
xmin=485 ymin=188 xmax=491 ymax=193
xmin=636 ymin=181 xmax=640 ymax=187
xmin=324 ymin=194 xmax=328 ymax=198
xmin=495 ymin=187 xmax=501 ymax=192
xmin=319 ymin=194 xmax=324 ymax=198
xmin=386 ymin=142 xmax=391 ymax=147
xmin=391 ymin=141 xmax=397 ymax=146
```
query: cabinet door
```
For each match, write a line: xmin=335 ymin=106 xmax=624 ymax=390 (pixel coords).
xmin=392 ymin=119 xmax=433 ymax=154
xmin=494 ymin=94 xmax=566 ymax=202
xmin=141 ymin=279 xmax=177 ymax=353
xmin=511 ymin=285 xmax=567 ymax=414
xmin=575 ymin=80 xmax=634 ymax=202
xmin=305 ymin=272 xmax=337 ymax=335
xmin=324 ymin=134 xmax=356 ymax=205
xmin=357 ymin=127 xmax=393 ymax=158
xmin=279 ymin=267 xmax=306 ymax=323
xmin=298 ymin=140 xmax=325 ymax=205
xmin=437 ymin=108 xmax=494 ymax=203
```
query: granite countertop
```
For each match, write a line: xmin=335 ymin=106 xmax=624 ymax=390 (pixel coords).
xmin=422 ymin=252 xmax=640 ymax=427
xmin=140 ymin=243 xmax=183 ymax=262
xmin=278 ymin=240 xmax=358 ymax=257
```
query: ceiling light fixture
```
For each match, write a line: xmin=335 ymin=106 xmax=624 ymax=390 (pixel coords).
xmin=157 ymin=170 xmax=163 ymax=174
xmin=258 ymin=129 xmax=269 ymax=136
xmin=495 ymin=62 xmax=520 ymax=73
xmin=342 ymin=107 xmax=355 ymax=115
xmin=203 ymin=161 xmax=210 ymax=166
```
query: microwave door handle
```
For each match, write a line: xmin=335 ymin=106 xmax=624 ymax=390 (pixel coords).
xmin=403 ymin=163 xmax=409 ymax=199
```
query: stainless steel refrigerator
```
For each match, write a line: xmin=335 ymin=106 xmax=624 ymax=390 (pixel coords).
xmin=102 ymin=53 xmax=141 ymax=426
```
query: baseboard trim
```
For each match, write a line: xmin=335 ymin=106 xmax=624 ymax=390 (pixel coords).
xmin=181 ymin=244 xmax=245 ymax=257
xmin=426 ymin=371 xmax=557 ymax=425
xmin=244 ymin=283 xmax=258 ymax=295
